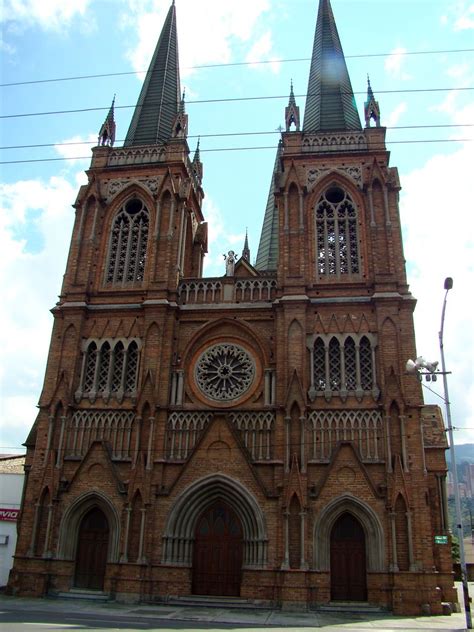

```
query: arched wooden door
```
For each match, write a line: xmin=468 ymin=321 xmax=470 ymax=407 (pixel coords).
xmin=192 ymin=501 xmax=243 ymax=597
xmin=330 ymin=512 xmax=367 ymax=601
xmin=74 ymin=507 xmax=109 ymax=590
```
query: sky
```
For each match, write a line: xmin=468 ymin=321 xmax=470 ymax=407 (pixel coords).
xmin=1 ymin=0 xmax=473 ymax=453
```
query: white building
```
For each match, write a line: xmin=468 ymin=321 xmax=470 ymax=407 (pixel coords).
xmin=0 ymin=456 xmax=25 ymax=587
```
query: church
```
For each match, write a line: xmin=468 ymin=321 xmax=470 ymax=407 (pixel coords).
xmin=9 ymin=0 xmax=457 ymax=615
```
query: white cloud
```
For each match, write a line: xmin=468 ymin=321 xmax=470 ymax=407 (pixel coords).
xmin=1 ymin=0 xmax=91 ymax=31
xmin=454 ymin=2 xmax=474 ymax=30
xmin=384 ymin=47 xmax=412 ymax=81
xmin=400 ymin=140 xmax=474 ymax=445
xmin=54 ymin=133 xmax=97 ymax=166
xmin=0 ymin=174 xmax=78 ymax=449
xmin=245 ymin=31 xmax=281 ymax=74
xmin=122 ymin=0 xmax=275 ymax=80
xmin=383 ymin=102 xmax=407 ymax=128
xmin=440 ymin=2 xmax=474 ymax=31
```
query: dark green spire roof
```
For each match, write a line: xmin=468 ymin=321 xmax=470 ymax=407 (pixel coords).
xmin=124 ymin=2 xmax=181 ymax=146
xmin=255 ymin=142 xmax=282 ymax=271
xmin=303 ymin=0 xmax=361 ymax=132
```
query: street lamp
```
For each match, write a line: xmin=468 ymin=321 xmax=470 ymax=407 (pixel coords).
xmin=408 ymin=278 xmax=472 ymax=628
xmin=439 ymin=278 xmax=471 ymax=629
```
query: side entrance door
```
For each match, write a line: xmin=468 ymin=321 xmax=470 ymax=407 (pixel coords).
xmin=192 ymin=501 xmax=243 ymax=597
xmin=74 ymin=507 xmax=109 ymax=590
xmin=330 ymin=512 xmax=367 ymax=601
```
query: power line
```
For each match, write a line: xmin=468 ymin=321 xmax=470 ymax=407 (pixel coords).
xmin=1 ymin=87 xmax=473 ymax=120
xmin=1 ymin=138 xmax=472 ymax=166
xmin=1 ymin=124 xmax=472 ymax=152
xmin=1 ymin=48 xmax=473 ymax=88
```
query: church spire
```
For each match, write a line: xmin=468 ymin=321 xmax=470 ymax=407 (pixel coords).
xmin=242 ymin=229 xmax=250 ymax=262
xmin=303 ymin=0 xmax=361 ymax=132
xmin=255 ymin=140 xmax=283 ymax=271
xmin=124 ymin=1 xmax=181 ymax=146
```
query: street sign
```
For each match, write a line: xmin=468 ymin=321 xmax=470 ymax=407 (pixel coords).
xmin=434 ymin=535 xmax=448 ymax=544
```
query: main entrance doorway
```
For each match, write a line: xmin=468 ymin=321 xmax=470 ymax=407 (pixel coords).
xmin=74 ymin=507 xmax=109 ymax=590
xmin=192 ymin=501 xmax=243 ymax=597
xmin=330 ymin=512 xmax=367 ymax=601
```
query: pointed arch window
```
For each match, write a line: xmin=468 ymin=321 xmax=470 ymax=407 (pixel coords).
xmin=106 ymin=198 xmax=149 ymax=286
xmin=315 ymin=186 xmax=360 ymax=277
xmin=76 ymin=339 xmax=141 ymax=403
xmin=309 ymin=333 xmax=379 ymax=402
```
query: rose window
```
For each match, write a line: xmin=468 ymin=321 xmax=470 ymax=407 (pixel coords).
xmin=195 ymin=344 xmax=255 ymax=402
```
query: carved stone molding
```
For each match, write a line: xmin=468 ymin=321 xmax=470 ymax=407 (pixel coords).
xmin=103 ymin=176 xmax=163 ymax=201
xmin=307 ymin=165 xmax=362 ymax=189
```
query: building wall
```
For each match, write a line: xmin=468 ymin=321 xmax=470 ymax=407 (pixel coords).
xmin=0 ymin=469 xmax=24 ymax=586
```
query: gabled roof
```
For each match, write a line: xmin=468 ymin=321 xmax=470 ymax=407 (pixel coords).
xmin=303 ymin=0 xmax=361 ymax=132
xmin=124 ymin=2 xmax=181 ymax=146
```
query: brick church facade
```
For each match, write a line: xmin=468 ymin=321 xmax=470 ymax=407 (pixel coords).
xmin=9 ymin=0 xmax=457 ymax=615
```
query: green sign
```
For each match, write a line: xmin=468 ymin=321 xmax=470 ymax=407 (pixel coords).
xmin=434 ymin=535 xmax=448 ymax=544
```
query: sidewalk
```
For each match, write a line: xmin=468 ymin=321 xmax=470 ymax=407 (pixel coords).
xmin=0 ymin=583 xmax=472 ymax=631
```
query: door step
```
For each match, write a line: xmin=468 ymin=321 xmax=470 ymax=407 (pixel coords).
xmin=318 ymin=602 xmax=385 ymax=614
xmin=52 ymin=589 xmax=110 ymax=602
xmin=165 ymin=594 xmax=268 ymax=609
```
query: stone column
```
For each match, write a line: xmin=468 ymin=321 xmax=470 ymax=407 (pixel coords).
xmin=389 ymin=511 xmax=399 ymax=572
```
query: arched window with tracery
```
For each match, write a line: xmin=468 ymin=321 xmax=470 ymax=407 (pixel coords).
xmin=106 ymin=197 xmax=149 ymax=285
xmin=309 ymin=333 xmax=379 ymax=401
xmin=76 ymin=339 xmax=140 ymax=403
xmin=315 ymin=185 xmax=360 ymax=277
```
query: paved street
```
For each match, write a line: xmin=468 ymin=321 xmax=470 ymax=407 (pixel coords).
xmin=0 ymin=583 xmax=472 ymax=631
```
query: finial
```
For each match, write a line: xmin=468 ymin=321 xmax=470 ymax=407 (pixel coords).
xmin=193 ymin=137 xmax=201 ymax=162
xmin=98 ymin=94 xmax=116 ymax=147
xmin=364 ymin=75 xmax=381 ymax=128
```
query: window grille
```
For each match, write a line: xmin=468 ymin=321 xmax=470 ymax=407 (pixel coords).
xmin=106 ymin=198 xmax=149 ymax=286
xmin=97 ymin=343 xmax=111 ymax=392
xmin=83 ymin=343 xmax=97 ymax=392
xmin=315 ymin=186 xmax=360 ymax=277
xmin=125 ymin=342 xmax=139 ymax=393
xmin=314 ymin=337 xmax=325 ymax=391
xmin=360 ymin=336 xmax=373 ymax=390
xmin=76 ymin=339 xmax=140 ymax=403
xmin=328 ymin=337 xmax=341 ymax=391
xmin=344 ymin=337 xmax=357 ymax=390
xmin=111 ymin=343 xmax=125 ymax=392
xmin=309 ymin=333 xmax=378 ymax=401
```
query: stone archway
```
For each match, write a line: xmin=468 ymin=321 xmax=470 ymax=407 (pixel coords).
xmin=314 ymin=494 xmax=385 ymax=573
xmin=162 ymin=474 xmax=267 ymax=569
xmin=57 ymin=491 xmax=121 ymax=565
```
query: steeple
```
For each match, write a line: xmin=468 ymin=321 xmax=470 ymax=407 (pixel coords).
xmin=242 ymin=229 xmax=250 ymax=262
xmin=98 ymin=95 xmax=116 ymax=147
xmin=255 ymin=141 xmax=283 ymax=271
xmin=364 ymin=76 xmax=381 ymax=128
xmin=124 ymin=1 xmax=181 ymax=146
xmin=285 ymin=81 xmax=300 ymax=131
xmin=303 ymin=0 xmax=361 ymax=132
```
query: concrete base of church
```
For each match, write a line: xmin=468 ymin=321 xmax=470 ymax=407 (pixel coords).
xmin=8 ymin=558 xmax=458 ymax=616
